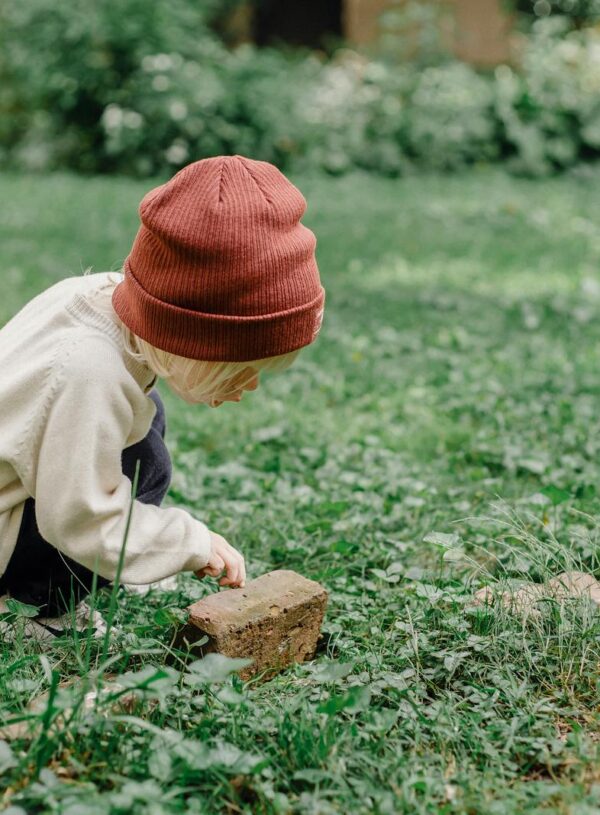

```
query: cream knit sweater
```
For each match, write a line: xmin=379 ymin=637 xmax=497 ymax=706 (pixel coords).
xmin=0 ymin=272 xmax=212 ymax=584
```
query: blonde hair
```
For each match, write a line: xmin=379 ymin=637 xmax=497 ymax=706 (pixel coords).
xmin=82 ymin=270 xmax=301 ymax=403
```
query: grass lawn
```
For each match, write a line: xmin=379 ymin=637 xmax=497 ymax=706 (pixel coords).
xmin=2 ymin=167 xmax=600 ymax=813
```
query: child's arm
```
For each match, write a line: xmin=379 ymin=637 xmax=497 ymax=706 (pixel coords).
xmin=21 ymin=341 xmax=214 ymax=585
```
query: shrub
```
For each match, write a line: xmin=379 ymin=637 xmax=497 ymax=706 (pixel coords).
xmin=495 ymin=18 xmax=600 ymax=174
xmin=405 ymin=63 xmax=498 ymax=169
xmin=299 ymin=57 xmax=498 ymax=174
xmin=99 ymin=45 xmax=305 ymax=176
xmin=0 ymin=0 xmax=229 ymax=173
xmin=514 ymin=0 xmax=600 ymax=26
xmin=289 ymin=55 xmax=412 ymax=176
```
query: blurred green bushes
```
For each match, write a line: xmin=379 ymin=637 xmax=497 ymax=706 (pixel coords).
xmin=1 ymin=0 xmax=599 ymax=177
xmin=514 ymin=0 xmax=600 ymax=26
xmin=495 ymin=17 xmax=600 ymax=175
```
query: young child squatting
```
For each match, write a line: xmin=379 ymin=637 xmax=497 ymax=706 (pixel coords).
xmin=0 ymin=155 xmax=325 ymax=630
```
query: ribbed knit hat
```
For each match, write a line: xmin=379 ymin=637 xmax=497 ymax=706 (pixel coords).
xmin=112 ymin=154 xmax=325 ymax=362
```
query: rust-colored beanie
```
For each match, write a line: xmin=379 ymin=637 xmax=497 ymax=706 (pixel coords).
xmin=112 ymin=154 xmax=325 ymax=362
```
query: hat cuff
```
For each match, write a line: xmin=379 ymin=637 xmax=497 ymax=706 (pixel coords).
xmin=112 ymin=259 xmax=326 ymax=362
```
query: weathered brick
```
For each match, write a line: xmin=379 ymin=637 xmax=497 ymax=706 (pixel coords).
xmin=178 ymin=570 xmax=328 ymax=681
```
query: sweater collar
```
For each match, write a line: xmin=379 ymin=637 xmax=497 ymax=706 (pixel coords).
xmin=66 ymin=293 xmax=158 ymax=393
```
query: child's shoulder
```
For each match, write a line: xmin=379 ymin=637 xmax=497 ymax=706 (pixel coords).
xmin=59 ymin=328 xmax=155 ymax=404
xmin=9 ymin=273 xmax=118 ymax=329
xmin=45 ymin=270 xmax=117 ymax=298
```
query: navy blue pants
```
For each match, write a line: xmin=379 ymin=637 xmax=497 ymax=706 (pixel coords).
xmin=0 ymin=389 xmax=172 ymax=616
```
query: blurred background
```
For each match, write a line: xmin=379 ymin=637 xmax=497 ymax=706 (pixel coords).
xmin=1 ymin=0 xmax=599 ymax=179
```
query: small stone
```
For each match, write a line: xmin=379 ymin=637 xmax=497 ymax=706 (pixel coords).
xmin=472 ymin=586 xmax=495 ymax=606
xmin=472 ymin=571 xmax=600 ymax=618
xmin=504 ymin=583 xmax=548 ymax=616
xmin=177 ymin=570 xmax=328 ymax=681
xmin=473 ymin=583 xmax=547 ymax=617
xmin=546 ymin=571 xmax=600 ymax=604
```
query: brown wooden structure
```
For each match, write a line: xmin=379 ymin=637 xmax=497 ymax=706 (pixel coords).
xmin=344 ymin=0 xmax=513 ymax=65
xmin=224 ymin=0 xmax=514 ymax=66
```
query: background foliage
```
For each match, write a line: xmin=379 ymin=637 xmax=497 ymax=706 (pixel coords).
xmin=514 ymin=0 xmax=600 ymax=25
xmin=1 ymin=0 xmax=600 ymax=177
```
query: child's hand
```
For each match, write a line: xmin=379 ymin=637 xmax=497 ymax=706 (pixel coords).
xmin=195 ymin=530 xmax=246 ymax=588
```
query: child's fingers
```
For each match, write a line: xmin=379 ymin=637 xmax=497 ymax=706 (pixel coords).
xmin=200 ymin=531 xmax=246 ymax=587
xmin=233 ymin=548 xmax=246 ymax=586
xmin=222 ymin=556 xmax=241 ymax=586
xmin=199 ymin=553 xmax=225 ymax=577
xmin=220 ymin=548 xmax=245 ymax=587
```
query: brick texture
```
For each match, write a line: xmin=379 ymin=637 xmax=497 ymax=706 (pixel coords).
xmin=178 ymin=570 xmax=328 ymax=681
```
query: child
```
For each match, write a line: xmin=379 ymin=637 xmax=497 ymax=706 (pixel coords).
xmin=0 ymin=154 xmax=325 ymax=637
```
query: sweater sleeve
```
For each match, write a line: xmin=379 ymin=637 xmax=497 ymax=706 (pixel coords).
xmin=27 ymin=342 xmax=212 ymax=584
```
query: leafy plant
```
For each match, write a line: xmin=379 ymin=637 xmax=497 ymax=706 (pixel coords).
xmin=495 ymin=18 xmax=600 ymax=174
xmin=513 ymin=0 xmax=600 ymax=26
